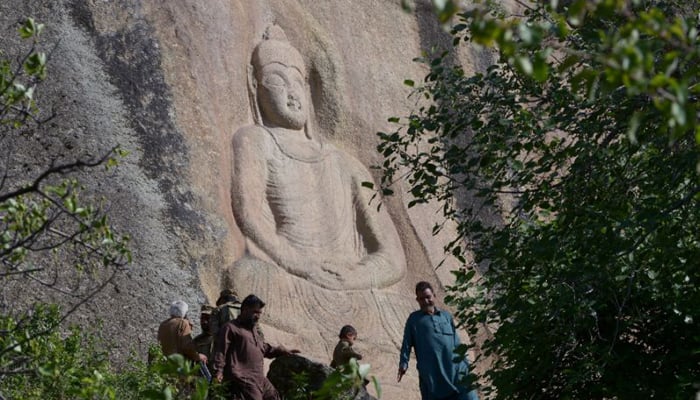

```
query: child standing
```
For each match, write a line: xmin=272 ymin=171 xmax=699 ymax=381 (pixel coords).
xmin=330 ymin=325 xmax=363 ymax=368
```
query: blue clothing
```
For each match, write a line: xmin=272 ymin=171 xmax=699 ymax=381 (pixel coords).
xmin=400 ymin=308 xmax=478 ymax=400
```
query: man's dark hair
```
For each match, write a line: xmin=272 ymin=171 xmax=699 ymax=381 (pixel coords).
xmin=415 ymin=281 xmax=433 ymax=294
xmin=338 ymin=325 xmax=357 ymax=339
xmin=241 ymin=294 xmax=266 ymax=310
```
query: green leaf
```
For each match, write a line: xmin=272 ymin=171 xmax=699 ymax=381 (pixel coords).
xmin=671 ymin=102 xmax=686 ymax=127
xmin=532 ymin=54 xmax=549 ymax=82
xmin=567 ymin=0 xmax=587 ymax=26
xmin=358 ymin=362 xmax=371 ymax=378
xmin=24 ymin=52 xmax=47 ymax=77
xmin=18 ymin=18 xmax=38 ymax=39
xmin=371 ymin=375 xmax=382 ymax=398
xmin=432 ymin=0 xmax=459 ymax=23
xmin=627 ymin=112 xmax=640 ymax=145
xmin=515 ymin=56 xmax=533 ymax=76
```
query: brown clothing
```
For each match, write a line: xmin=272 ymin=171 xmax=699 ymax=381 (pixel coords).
xmin=330 ymin=339 xmax=363 ymax=368
xmin=212 ymin=319 xmax=287 ymax=400
xmin=157 ymin=317 xmax=199 ymax=362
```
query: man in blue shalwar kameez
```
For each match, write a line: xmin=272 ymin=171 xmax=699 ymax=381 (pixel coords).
xmin=398 ymin=281 xmax=478 ymax=400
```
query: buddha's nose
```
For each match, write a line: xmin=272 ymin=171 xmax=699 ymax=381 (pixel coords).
xmin=287 ymin=93 xmax=301 ymax=109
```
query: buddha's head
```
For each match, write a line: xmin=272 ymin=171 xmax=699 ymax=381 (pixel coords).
xmin=251 ymin=25 xmax=308 ymax=130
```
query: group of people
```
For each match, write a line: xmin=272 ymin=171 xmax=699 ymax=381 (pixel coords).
xmin=157 ymin=281 xmax=478 ymax=400
xmin=157 ymin=289 xmax=295 ymax=399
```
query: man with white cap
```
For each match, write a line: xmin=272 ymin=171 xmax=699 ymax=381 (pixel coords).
xmin=157 ymin=300 xmax=208 ymax=364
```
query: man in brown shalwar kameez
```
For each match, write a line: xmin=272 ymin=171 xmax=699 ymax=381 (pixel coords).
xmin=212 ymin=294 xmax=299 ymax=400
xmin=157 ymin=300 xmax=208 ymax=364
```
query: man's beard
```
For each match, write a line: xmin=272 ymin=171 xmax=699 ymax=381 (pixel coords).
xmin=240 ymin=315 xmax=257 ymax=328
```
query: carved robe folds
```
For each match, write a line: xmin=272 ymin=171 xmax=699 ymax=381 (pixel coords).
xmin=232 ymin=125 xmax=405 ymax=291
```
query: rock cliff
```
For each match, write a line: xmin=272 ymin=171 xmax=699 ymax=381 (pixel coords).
xmin=0 ymin=1 xmax=499 ymax=398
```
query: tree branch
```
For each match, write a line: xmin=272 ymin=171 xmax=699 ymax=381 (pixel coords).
xmin=0 ymin=146 xmax=117 ymax=203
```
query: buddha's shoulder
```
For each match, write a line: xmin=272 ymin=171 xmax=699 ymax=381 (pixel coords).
xmin=233 ymin=125 xmax=274 ymax=147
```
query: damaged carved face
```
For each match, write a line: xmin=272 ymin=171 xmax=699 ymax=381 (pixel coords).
xmin=257 ymin=62 xmax=307 ymax=130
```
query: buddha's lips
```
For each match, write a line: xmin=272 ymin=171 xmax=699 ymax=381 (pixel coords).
xmin=287 ymin=97 xmax=301 ymax=111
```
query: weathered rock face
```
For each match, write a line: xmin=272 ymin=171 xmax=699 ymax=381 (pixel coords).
xmin=0 ymin=1 xmax=499 ymax=399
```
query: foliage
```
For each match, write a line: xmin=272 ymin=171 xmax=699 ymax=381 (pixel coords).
xmin=0 ymin=309 xmax=215 ymax=400
xmin=0 ymin=305 xmax=116 ymax=399
xmin=124 ymin=347 xmax=217 ymax=400
xmin=0 ymin=18 xmax=131 ymax=295
xmin=378 ymin=1 xmax=700 ymax=398
xmin=0 ymin=17 xmax=133 ymax=399
xmin=275 ymin=358 xmax=380 ymax=400
xmin=0 ymin=21 xmax=214 ymax=398
xmin=314 ymin=358 xmax=381 ymax=400
xmin=284 ymin=370 xmax=315 ymax=400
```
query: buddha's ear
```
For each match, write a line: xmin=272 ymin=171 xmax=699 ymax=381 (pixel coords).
xmin=247 ymin=64 xmax=262 ymax=125
xmin=247 ymin=64 xmax=257 ymax=90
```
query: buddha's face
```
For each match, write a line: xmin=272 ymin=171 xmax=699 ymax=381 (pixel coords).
xmin=257 ymin=62 xmax=307 ymax=130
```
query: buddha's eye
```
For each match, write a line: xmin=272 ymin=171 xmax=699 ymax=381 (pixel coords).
xmin=263 ymin=74 xmax=285 ymax=87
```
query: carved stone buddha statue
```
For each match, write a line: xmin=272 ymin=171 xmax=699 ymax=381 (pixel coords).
xmin=231 ymin=25 xmax=406 ymax=291
xmin=228 ymin=25 xmax=412 ymax=387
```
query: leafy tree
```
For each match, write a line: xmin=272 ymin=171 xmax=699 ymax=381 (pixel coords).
xmin=0 ymin=18 xmax=131 ymax=398
xmin=0 ymin=305 xmax=116 ymax=399
xmin=379 ymin=1 xmax=700 ymax=398
xmin=0 ymin=310 xmax=215 ymax=400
